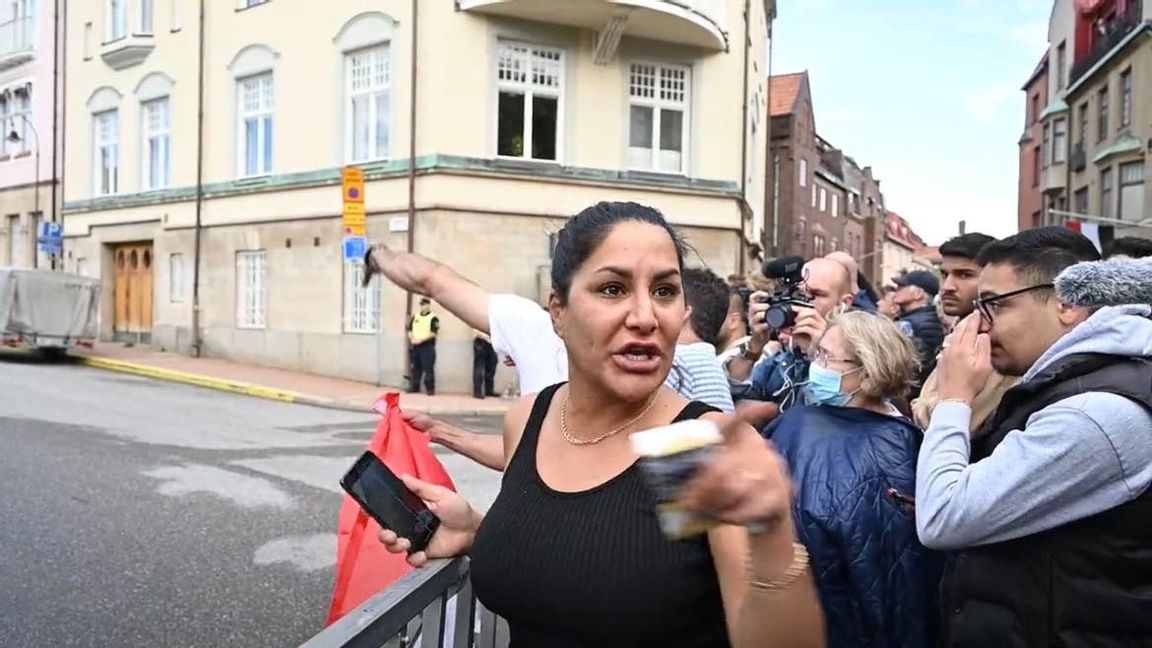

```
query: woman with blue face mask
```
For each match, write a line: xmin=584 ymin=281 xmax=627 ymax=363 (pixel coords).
xmin=763 ymin=310 xmax=944 ymax=648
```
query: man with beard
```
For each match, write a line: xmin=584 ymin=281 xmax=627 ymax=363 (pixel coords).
xmin=913 ymin=232 xmax=1017 ymax=432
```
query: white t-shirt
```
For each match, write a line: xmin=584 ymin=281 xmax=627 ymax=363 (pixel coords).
xmin=488 ymin=293 xmax=735 ymax=412
xmin=488 ymin=293 xmax=568 ymax=395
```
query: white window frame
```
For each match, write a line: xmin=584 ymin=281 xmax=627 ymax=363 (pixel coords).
xmin=626 ymin=60 xmax=691 ymax=174
xmin=107 ymin=0 xmax=127 ymax=41
xmin=1052 ymin=117 xmax=1067 ymax=164
xmin=169 ymin=253 xmax=185 ymax=303
xmin=93 ymin=109 xmax=119 ymax=196
xmin=237 ymin=73 xmax=274 ymax=178
xmin=1118 ymin=160 xmax=1144 ymax=222
xmin=798 ymin=158 xmax=808 ymax=187
xmin=170 ymin=0 xmax=181 ymax=31
xmin=1100 ymin=167 xmax=1114 ymax=220
xmin=344 ymin=45 xmax=391 ymax=163
xmin=141 ymin=97 xmax=171 ymax=190
xmin=235 ymin=250 xmax=267 ymax=329
xmin=0 ymin=94 xmax=12 ymax=157
xmin=343 ymin=260 xmax=380 ymax=334
xmin=138 ymin=0 xmax=154 ymax=34
xmin=495 ymin=41 xmax=564 ymax=163
xmin=830 ymin=193 xmax=839 ymax=217
xmin=818 ymin=186 xmax=827 ymax=212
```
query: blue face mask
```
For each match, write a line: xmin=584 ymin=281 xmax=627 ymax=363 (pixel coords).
xmin=804 ymin=363 xmax=860 ymax=407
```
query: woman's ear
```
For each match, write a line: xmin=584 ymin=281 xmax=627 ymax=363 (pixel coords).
xmin=683 ymin=305 xmax=693 ymax=325
xmin=548 ymin=291 xmax=565 ymax=339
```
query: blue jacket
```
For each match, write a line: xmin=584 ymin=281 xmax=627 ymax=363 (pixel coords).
xmin=747 ymin=348 xmax=809 ymax=411
xmin=765 ymin=405 xmax=943 ymax=648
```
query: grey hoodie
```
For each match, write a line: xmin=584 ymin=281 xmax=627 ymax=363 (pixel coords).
xmin=916 ymin=304 xmax=1152 ymax=550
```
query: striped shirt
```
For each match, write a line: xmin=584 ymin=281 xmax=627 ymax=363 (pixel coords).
xmin=666 ymin=342 xmax=736 ymax=413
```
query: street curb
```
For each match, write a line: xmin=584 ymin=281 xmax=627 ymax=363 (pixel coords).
xmin=76 ymin=356 xmax=507 ymax=417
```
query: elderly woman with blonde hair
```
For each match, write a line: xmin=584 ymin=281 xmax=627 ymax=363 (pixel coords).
xmin=764 ymin=310 xmax=943 ymax=648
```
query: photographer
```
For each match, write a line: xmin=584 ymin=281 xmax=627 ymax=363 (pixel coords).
xmin=725 ymin=257 xmax=856 ymax=425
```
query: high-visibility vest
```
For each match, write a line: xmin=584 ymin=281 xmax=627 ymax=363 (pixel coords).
xmin=410 ymin=312 xmax=436 ymax=341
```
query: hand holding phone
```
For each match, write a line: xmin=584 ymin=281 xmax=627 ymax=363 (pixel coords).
xmin=340 ymin=451 xmax=441 ymax=554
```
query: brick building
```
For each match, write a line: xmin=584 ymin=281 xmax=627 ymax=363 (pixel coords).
xmin=763 ymin=71 xmax=887 ymax=281
xmin=1018 ymin=55 xmax=1049 ymax=231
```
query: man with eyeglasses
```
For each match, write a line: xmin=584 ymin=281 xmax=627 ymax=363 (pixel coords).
xmin=915 ymin=226 xmax=1152 ymax=647
xmin=912 ymin=232 xmax=1018 ymax=433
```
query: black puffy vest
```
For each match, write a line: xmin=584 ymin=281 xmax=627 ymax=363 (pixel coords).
xmin=898 ymin=306 xmax=944 ymax=387
xmin=942 ymin=353 xmax=1152 ymax=648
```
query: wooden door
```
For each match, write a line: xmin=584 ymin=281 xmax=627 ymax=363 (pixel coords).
xmin=112 ymin=243 xmax=154 ymax=343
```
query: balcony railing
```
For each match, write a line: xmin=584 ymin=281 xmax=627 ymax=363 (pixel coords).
xmin=1070 ymin=0 xmax=1146 ymax=85
xmin=300 ymin=557 xmax=510 ymax=648
xmin=0 ymin=15 xmax=34 ymax=59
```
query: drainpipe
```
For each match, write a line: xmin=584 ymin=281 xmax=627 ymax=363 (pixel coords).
xmin=404 ymin=0 xmax=419 ymax=329
xmin=51 ymin=0 xmax=62 ymax=270
xmin=738 ymin=0 xmax=751 ymax=274
xmin=190 ymin=0 xmax=206 ymax=357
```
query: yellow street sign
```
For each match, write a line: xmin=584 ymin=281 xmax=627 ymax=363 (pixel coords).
xmin=342 ymin=166 xmax=365 ymax=204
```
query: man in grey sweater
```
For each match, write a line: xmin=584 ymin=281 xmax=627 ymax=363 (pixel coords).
xmin=916 ymin=226 xmax=1152 ymax=647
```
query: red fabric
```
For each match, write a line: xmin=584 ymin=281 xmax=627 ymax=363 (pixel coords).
xmin=1066 ymin=220 xmax=1084 ymax=232
xmin=326 ymin=392 xmax=457 ymax=624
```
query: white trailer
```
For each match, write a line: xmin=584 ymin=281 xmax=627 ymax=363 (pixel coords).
xmin=0 ymin=268 xmax=101 ymax=355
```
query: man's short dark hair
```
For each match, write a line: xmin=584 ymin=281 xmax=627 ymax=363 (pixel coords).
xmin=939 ymin=232 xmax=997 ymax=262
xmin=1103 ymin=236 xmax=1152 ymax=259
xmin=682 ymin=267 xmax=730 ymax=347
xmin=975 ymin=226 xmax=1101 ymax=287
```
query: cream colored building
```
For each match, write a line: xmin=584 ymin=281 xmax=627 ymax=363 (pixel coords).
xmin=63 ymin=0 xmax=773 ymax=393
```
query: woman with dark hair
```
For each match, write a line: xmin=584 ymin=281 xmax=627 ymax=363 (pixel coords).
xmin=380 ymin=201 xmax=825 ymax=647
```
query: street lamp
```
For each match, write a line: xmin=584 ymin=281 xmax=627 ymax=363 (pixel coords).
xmin=6 ymin=113 xmax=45 ymax=269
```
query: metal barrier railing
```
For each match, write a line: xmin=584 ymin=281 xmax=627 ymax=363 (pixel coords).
xmin=300 ymin=557 xmax=509 ymax=648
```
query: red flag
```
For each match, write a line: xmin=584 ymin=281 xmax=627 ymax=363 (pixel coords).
xmin=326 ymin=392 xmax=457 ymax=624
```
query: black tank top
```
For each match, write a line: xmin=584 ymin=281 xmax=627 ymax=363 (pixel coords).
xmin=469 ymin=384 xmax=730 ymax=647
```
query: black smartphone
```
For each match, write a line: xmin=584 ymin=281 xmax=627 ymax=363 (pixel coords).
xmin=340 ymin=450 xmax=440 ymax=553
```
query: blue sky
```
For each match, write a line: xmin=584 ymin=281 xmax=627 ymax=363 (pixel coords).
xmin=771 ymin=0 xmax=1053 ymax=244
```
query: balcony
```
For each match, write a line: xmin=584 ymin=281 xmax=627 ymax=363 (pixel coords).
xmin=459 ymin=0 xmax=728 ymax=56
xmin=1069 ymin=0 xmax=1147 ymax=87
xmin=0 ymin=15 xmax=34 ymax=71
xmin=100 ymin=34 xmax=155 ymax=70
xmin=1070 ymin=145 xmax=1087 ymax=172
xmin=1043 ymin=162 xmax=1067 ymax=193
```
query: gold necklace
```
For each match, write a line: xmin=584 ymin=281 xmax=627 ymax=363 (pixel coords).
xmin=560 ymin=387 xmax=660 ymax=446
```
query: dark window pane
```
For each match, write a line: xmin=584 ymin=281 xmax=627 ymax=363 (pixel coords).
xmin=531 ymin=95 xmax=557 ymax=160
xmin=497 ymin=91 xmax=525 ymax=157
xmin=630 ymin=105 xmax=653 ymax=148
xmin=659 ymin=109 xmax=683 ymax=152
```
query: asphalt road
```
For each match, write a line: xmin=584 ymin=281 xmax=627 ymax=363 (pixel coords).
xmin=0 ymin=352 xmax=503 ymax=648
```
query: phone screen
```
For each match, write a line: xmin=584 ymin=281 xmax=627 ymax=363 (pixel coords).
xmin=340 ymin=451 xmax=440 ymax=553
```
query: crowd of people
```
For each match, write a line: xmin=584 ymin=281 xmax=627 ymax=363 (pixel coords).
xmin=365 ymin=201 xmax=1152 ymax=648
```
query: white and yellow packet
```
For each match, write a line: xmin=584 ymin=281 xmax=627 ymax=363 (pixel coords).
xmin=630 ymin=419 xmax=723 ymax=540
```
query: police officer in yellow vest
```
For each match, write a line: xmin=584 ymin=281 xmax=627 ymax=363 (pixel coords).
xmin=407 ymin=297 xmax=440 ymax=395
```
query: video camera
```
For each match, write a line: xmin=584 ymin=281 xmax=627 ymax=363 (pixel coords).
xmin=758 ymin=256 xmax=813 ymax=329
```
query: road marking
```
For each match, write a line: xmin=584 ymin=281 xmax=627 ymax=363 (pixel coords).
xmin=254 ymin=533 xmax=336 ymax=572
xmin=143 ymin=464 xmax=295 ymax=510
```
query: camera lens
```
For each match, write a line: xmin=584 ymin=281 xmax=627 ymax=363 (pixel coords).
xmin=765 ymin=303 xmax=794 ymax=329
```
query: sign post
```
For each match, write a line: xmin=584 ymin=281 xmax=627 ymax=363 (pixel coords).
xmin=341 ymin=166 xmax=366 ymax=260
xmin=37 ymin=221 xmax=63 ymax=258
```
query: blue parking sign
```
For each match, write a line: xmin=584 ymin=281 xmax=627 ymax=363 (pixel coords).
xmin=343 ymin=236 xmax=367 ymax=262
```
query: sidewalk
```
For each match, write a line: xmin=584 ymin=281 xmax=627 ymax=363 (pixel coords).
xmin=73 ymin=343 xmax=511 ymax=416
